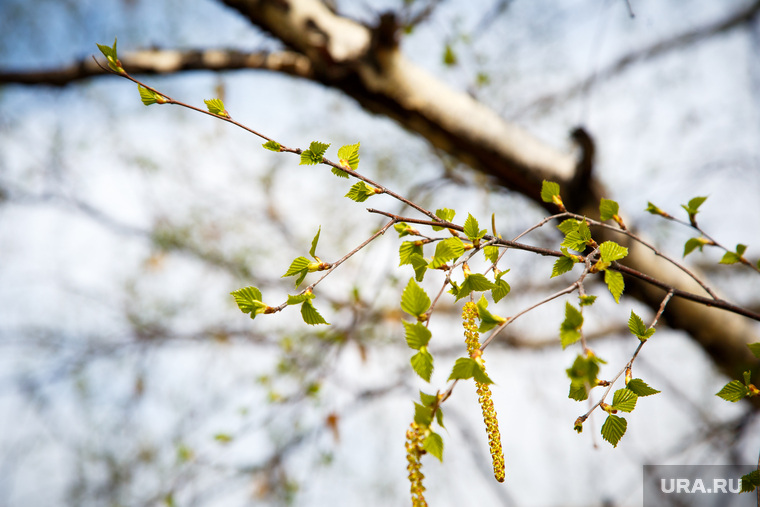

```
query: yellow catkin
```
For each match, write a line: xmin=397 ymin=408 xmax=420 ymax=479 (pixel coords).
xmin=462 ymin=302 xmax=506 ymax=483
xmin=405 ymin=422 xmax=428 ymax=507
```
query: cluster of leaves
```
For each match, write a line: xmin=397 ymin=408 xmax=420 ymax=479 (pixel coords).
xmin=97 ymin=38 xmax=760 ymax=501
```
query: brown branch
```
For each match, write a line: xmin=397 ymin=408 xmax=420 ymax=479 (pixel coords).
xmin=0 ymin=48 xmax=313 ymax=87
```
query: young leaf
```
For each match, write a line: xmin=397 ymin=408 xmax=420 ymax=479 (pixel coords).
xmin=604 ymin=269 xmax=625 ymax=303
xmin=540 ymin=180 xmax=561 ymax=203
xmin=681 ymin=195 xmax=707 ymax=222
xmin=394 ymin=223 xmax=420 ymax=238
xmin=611 ymin=388 xmax=638 ymax=413
xmin=423 ymin=431 xmax=444 ymax=462
xmin=560 ymin=302 xmax=583 ymax=349
xmin=448 ymin=357 xmax=493 ymax=384
xmin=410 ymin=254 xmax=428 ymax=282
xmin=601 ymin=415 xmax=627 ymax=447
xmin=626 ymin=378 xmax=660 ymax=396
xmin=599 ymin=241 xmax=628 ymax=263
xmin=404 ymin=321 xmax=432 ymax=349
xmin=96 ymin=38 xmax=124 ymax=73
xmin=401 ymin=278 xmax=431 ymax=318
xmin=551 ymin=256 xmax=575 ymax=278
xmin=569 ymin=383 xmax=588 ymax=401
xmin=230 ymin=286 xmax=267 ymax=319
xmin=455 ymin=274 xmax=497 ymax=301
xmin=561 ymin=220 xmax=592 ymax=252
xmin=741 ymin=470 xmax=760 ymax=493
xmin=719 ymin=244 xmax=747 ymax=265
xmin=411 ymin=349 xmax=434 ymax=382
xmin=337 ymin=142 xmax=360 ymax=170
xmin=463 ymin=214 xmax=487 ymax=242
xmin=204 ymin=98 xmax=229 ymax=117
xmin=414 ymin=402 xmax=433 ymax=427
xmin=475 ymin=295 xmax=507 ymax=333
xmin=557 ymin=219 xmax=581 ymax=235
xmin=628 ymin=311 xmax=655 ymax=341
xmin=399 ymin=241 xmax=424 ymax=266
xmin=283 ymin=256 xmax=311 ymax=278
xmin=683 ymin=237 xmax=710 ymax=257
xmin=262 ymin=140 xmax=281 ymax=152
xmin=432 ymin=208 xmax=455 ymax=231
xmin=286 ymin=293 xmax=314 ymax=305
xmin=483 ymin=245 xmax=499 ymax=264
xmin=748 ymin=342 xmax=760 ymax=359
xmin=579 ymin=295 xmax=597 ymax=306
xmin=301 ymin=299 xmax=329 ymax=325
xmin=299 ymin=141 xmax=330 ymax=165
xmin=138 ymin=85 xmax=164 ymax=106
xmin=428 ymin=237 xmax=464 ymax=268
xmin=599 ymin=198 xmax=619 ymax=222
xmin=309 ymin=226 xmax=321 ymax=259
xmin=345 ymin=181 xmax=379 ymax=202
xmin=645 ymin=201 xmax=668 ymax=217
xmin=566 ymin=354 xmax=601 ymax=391
xmin=716 ymin=380 xmax=749 ymax=402
xmin=491 ymin=276 xmax=511 ymax=303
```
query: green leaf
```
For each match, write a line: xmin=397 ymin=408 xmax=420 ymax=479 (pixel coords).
xmin=414 ymin=402 xmax=433 ymax=427
xmin=741 ymin=470 xmax=760 ymax=493
xmin=627 ymin=311 xmax=655 ymax=341
xmin=214 ymin=433 xmax=233 ymax=443
xmin=566 ymin=354 xmax=601 ymax=393
xmin=491 ymin=277 xmax=511 ymax=303
xmin=204 ymin=98 xmax=228 ymax=117
xmin=423 ymin=431 xmax=444 ymax=462
xmin=401 ymin=278 xmax=431 ymax=317
xmin=579 ymin=295 xmax=597 ymax=306
xmin=286 ymin=292 xmax=315 ymax=305
xmin=399 ymin=241 xmax=424 ymax=266
xmin=283 ymin=256 xmax=310 ymax=278
xmin=463 ymin=214 xmax=486 ymax=242
xmin=432 ymin=208 xmax=455 ymax=231
xmin=683 ymin=237 xmax=710 ymax=257
xmin=611 ymin=388 xmax=638 ymax=413
xmin=719 ymin=244 xmax=747 ymax=265
xmin=568 ymin=383 xmax=588 ymax=401
xmin=540 ymin=180 xmax=561 ymax=203
xmin=309 ymin=226 xmax=321 ymax=259
xmin=262 ymin=140 xmax=281 ymax=152
xmin=681 ymin=196 xmax=707 ymax=218
xmin=443 ymin=43 xmax=457 ymax=66
xmin=551 ymin=256 xmax=575 ymax=278
xmin=410 ymin=254 xmax=428 ymax=282
xmin=601 ymin=415 xmax=627 ymax=447
xmin=337 ymin=142 xmax=360 ymax=170
xmin=557 ymin=219 xmax=581 ymax=235
xmin=456 ymin=274 xmax=497 ymax=301
xmin=419 ymin=391 xmax=438 ymax=407
xmin=483 ymin=245 xmax=499 ymax=264
xmin=561 ymin=220 xmax=592 ymax=252
xmin=604 ymin=270 xmax=624 ymax=303
xmin=599 ymin=241 xmax=628 ymax=263
xmin=301 ymin=299 xmax=329 ymax=325
xmin=748 ymin=342 xmax=760 ymax=359
xmin=96 ymin=38 xmax=124 ymax=73
xmin=404 ymin=321 xmax=432 ymax=349
xmin=299 ymin=141 xmax=330 ymax=165
xmin=428 ymin=237 xmax=464 ymax=268
xmin=345 ymin=181 xmax=379 ymax=202
xmin=230 ymin=286 xmax=267 ymax=319
xmin=394 ymin=223 xmax=419 ymax=238
xmin=138 ymin=85 xmax=164 ymax=106
xmin=560 ymin=302 xmax=583 ymax=349
xmin=626 ymin=378 xmax=660 ymax=396
xmin=475 ymin=295 xmax=507 ymax=333
xmin=645 ymin=201 xmax=666 ymax=216
xmin=599 ymin=198 xmax=619 ymax=221
xmin=716 ymin=380 xmax=749 ymax=402
xmin=411 ymin=349 xmax=434 ymax=382
xmin=448 ymin=357 xmax=493 ymax=384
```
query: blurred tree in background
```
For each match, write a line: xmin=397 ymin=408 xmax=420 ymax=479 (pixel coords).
xmin=1 ymin=1 xmax=759 ymax=505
